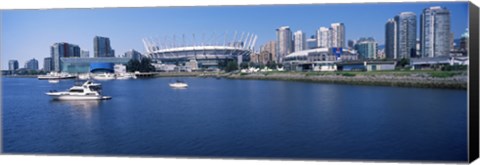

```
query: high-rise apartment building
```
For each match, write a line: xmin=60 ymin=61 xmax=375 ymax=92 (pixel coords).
xmin=385 ymin=18 xmax=398 ymax=59
xmin=276 ymin=26 xmax=293 ymax=62
xmin=294 ymin=30 xmax=306 ymax=52
xmin=25 ymin=58 xmax=39 ymax=71
xmin=420 ymin=6 xmax=451 ymax=57
xmin=316 ymin=23 xmax=345 ymax=49
xmin=43 ymin=57 xmax=52 ymax=72
xmin=317 ymin=27 xmax=330 ymax=48
xmin=397 ymin=12 xmax=417 ymax=59
xmin=355 ymin=37 xmax=377 ymax=59
xmin=50 ymin=42 xmax=81 ymax=72
xmin=124 ymin=49 xmax=143 ymax=61
xmin=330 ymin=23 xmax=345 ymax=48
xmin=8 ymin=60 xmax=19 ymax=71
xmin=261 ymin=40 xmax=277 ymax=63
xmin=94 ymin=36 xmax=114 ymax=57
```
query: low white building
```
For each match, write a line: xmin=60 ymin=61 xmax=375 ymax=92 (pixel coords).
xmin=114 ymin=64 xmax=127 ymax=73
xmin=152 ymin=63 xmax=176 ymax=72
xmin=364 ymin=61 xmax=396 ymax=71
xmin=283 ymin=47 xmax=357 ymax=71
xmin=410 ymin=56 xmax=469 ymax=70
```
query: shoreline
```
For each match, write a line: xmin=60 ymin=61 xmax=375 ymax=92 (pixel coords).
xmin=224 ymin=72 xmax=467 ymax=90
xmin=2 ymin=71 xmax=468 ymax=90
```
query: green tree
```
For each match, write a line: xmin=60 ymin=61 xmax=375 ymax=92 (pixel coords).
xmin=224 ymin=61 xmax=239 ymax=72
xmin=266 ymin=61 xmax=277 ymax=69
xmin=217 ymin=60 xmax=227 ymax=70
xmin=29 ymin=70 xmax=37 ymax=75
xmin=248 ymin=62 xmax=257 ymax=68
xmin=126 ymin=59 xmax=141 ymax=72
xmin=139 ymin=58 xmax=156 ymax=72
xmin=126 ymin=58 xmax=155 ymax=72
xmin=397 ymin=58 xmax=409 ymax=68
xmin=240 ymin=62 xmax=249 ymax=69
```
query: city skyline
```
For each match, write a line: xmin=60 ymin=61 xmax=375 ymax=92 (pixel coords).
xmin=1 ymin=2 xmax=468 ymax=70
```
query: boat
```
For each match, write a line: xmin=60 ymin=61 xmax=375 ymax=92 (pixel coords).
xmin=45 ymin=80 xmax=111 ymax=100
xmin=115 ymin=73 xmax=137 ymax=80
xmin=38 ymin=72 xmax=76 ymax=80
xmin=48 ymin=79 xmax=59 ymax=83
xmin=169 ymin=80 xmax=188 ymax=88
xmin=78 ymin=73 xmax=91 ymax=80
xmin=92 ymin=73 xmax=116 ymax=80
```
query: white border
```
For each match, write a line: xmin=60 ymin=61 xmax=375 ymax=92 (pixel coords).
xmin=0 ymin=0 xmax=472 ymax=9
xmin=0 ymin=0 xmax=478 ymax=165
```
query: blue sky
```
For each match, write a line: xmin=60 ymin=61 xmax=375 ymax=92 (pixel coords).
xmin=1 ymin=2 xmax=468 ymax=70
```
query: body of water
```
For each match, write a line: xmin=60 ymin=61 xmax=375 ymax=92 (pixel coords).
xmin=2 ymin=77 xmax=468 ymax=161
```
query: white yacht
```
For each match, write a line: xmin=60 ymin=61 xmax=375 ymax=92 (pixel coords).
xmin=46 ymin=80 xmax=111 ymax=100
xmin=92 ymin=73 xmax=116 ymax=80
xmin=78 ymin=73 xmax=91 ymax=80
xmin=115 ymin=73 xmax=137 ymax=80
xmin=169 ymin=80 xmax=188 ymax=88
xmin=38 ymin=72 xmax=76 ymax=80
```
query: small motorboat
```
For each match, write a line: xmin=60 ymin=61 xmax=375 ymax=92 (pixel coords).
xmin=92 ymin=73 xmax=116 ymax=80
xmin=78 ymin=73 xmax=91 ymax=80
xmin=46 ymin=80 xmax=112 ymax=100
xmin=169 ymin=80 xmax=188 ymax=88
xmin=48 ymin=79 xmax=59 ymax=83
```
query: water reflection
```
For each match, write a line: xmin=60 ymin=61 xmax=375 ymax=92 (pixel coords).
xmin=50 ymin=100 xmax=102 ymax=120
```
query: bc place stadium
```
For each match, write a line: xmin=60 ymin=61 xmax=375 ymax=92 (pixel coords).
xmin=142 ymin=32 xmax=258 ymax=69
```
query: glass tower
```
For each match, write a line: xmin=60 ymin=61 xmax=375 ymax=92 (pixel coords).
xmin=276 ymin=26 xmax=293 ymax=62
xmin=385 ymin=18 xmax=397 ymax=59
xmin=94 ymin=36 xmax=114 ymax=57
xmin=420 ymin=6 xmax=451 ymax=57
xmin=397 ymin=12 xmax=417 ymax=59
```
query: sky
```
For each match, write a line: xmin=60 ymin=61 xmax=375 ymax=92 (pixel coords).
xmin=0 ymin=2 xmax=469 ymax=70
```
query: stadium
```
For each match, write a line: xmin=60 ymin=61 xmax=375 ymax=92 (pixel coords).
xmin=143 ymin=32 xmax=257 ymax=69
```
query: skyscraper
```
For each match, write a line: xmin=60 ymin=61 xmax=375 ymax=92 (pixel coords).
xmin=43 ymin=57 xmax=52 ymax=72
xmin=397 ymin=12 xmax=417 ymax=59
xmin=50 ymin=42 xmax=81 ymax=72
xmin=124 ymin=49 xmax=143 ymax=61
xmin=8 ymin=60 xmax=19 ymax=71
xmin=261 ymin=40 xmax=277 ymax=63
xmin=330 ymin=23 xmax=345 ymax=48
xmin=355 ymin=37 xmax=377 ymax=59
xmin=317 ymin=27 xmax=330 ymax=48
xmin=276 ymin=26 xmax=293 ymax=62
xmin=94 ymin=36 xmax=114 ymax=57
xmin=316 ymin=23 xmax=345 ymax=49
xmin=25 ymin=58 xmax=39 ymax=71
xmin=385 ymin=18 xmax=398 ymax=59
xmin=294 ymin=30 xmax=306 ymax=52
xmin=420 ymin=6 xmax=451 ymax=57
